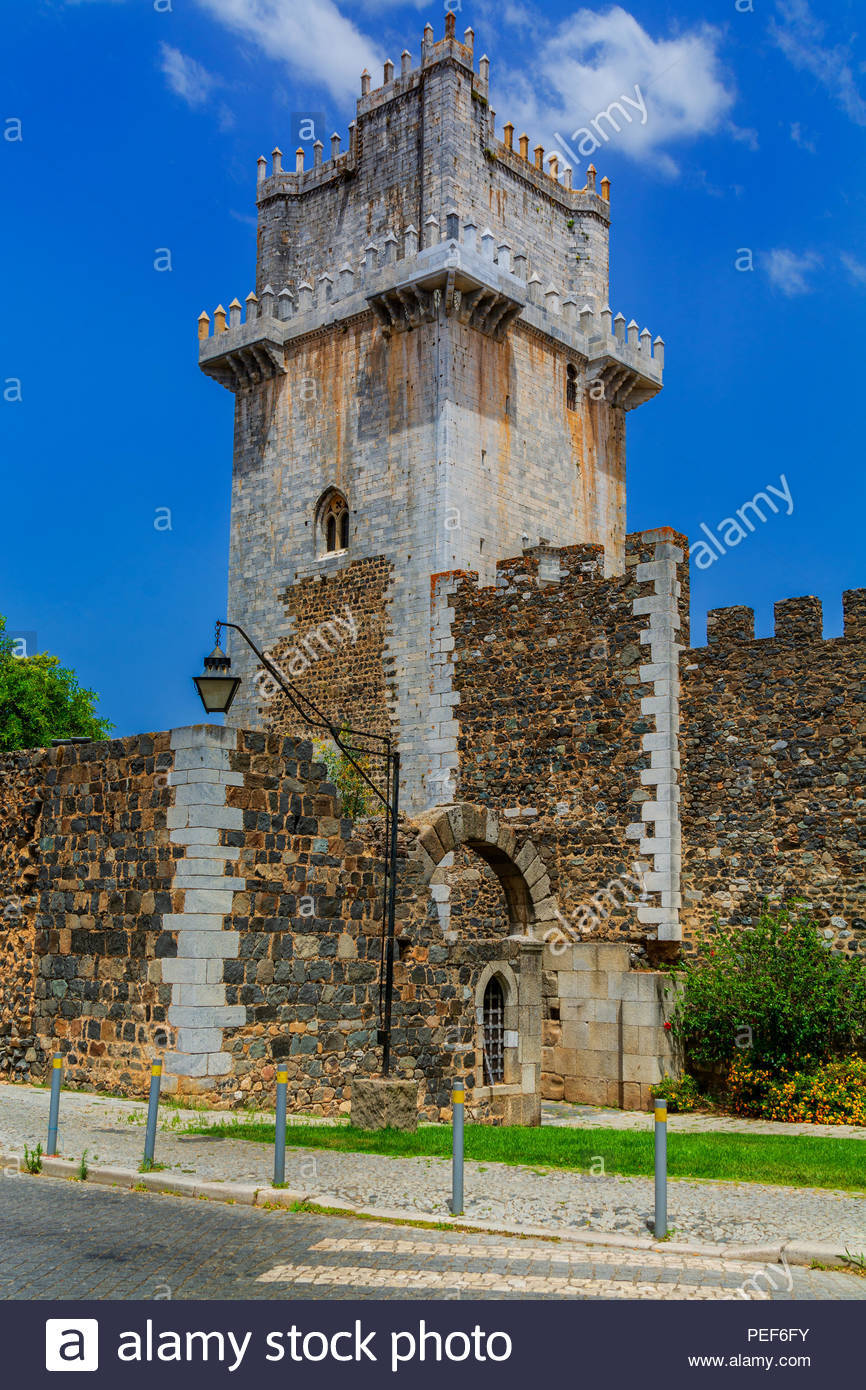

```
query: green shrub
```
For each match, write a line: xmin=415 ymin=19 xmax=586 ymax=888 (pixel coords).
xmin=650 ymin=1073 xmax=706 ymax=1113
xmin=671 ymin=906 xmax=866 ymax=1074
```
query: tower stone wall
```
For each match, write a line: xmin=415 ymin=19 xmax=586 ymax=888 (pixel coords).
xmin=201 ymin=16 xmax=663 ymax=813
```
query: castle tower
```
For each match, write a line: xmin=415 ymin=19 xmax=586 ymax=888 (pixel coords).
xmin=199 ymin=17 xmax=664 ymax=813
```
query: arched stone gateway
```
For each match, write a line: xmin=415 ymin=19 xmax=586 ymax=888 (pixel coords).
xmin=397 ymin=803 xmax=561 ymax=1125
xmin=403 ymin=803 xmax=676 ymax=1116
xmin=408 ymin=802 xmax=560 ymax=935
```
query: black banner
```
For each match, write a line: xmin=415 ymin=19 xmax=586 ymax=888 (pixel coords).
xmin=7 ymin=1300 xmax=858 ymax=1387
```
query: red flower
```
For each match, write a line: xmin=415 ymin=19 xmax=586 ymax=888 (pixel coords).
xmin=663 ymin=1021 xmax=672 ymax=1031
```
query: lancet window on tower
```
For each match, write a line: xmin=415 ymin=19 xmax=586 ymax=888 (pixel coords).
xmin=318 ymin=490 xmax=350 ymax=555
xmin=566 ymin=363 xmax=578 ymax=412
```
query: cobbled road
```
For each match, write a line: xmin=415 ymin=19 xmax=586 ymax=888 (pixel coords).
xmin=0 ymin=1176 xmax=862 ymax=1301
xmin=2 ymin=1086 xmax=864 ymax=1250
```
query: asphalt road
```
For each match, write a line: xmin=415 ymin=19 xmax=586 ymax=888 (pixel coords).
xmin=0 ymin=1175 xmax=862 ymax=1301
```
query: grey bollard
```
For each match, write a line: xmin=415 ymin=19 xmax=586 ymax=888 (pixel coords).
xmin=142 ymin=1058 xmax=162 ymax=1170
xmin=47 ymin=1053 xmax=62 ymax=1156
xmin=654 ymin=1096 xmax=668 ymax=1238
xmin=274 ymin=1067 xmax=288 ymax=1185
xmin=450 ymin=1076 xmax=464 ymax=1216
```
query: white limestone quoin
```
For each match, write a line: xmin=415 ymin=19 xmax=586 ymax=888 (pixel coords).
xmin=627 ymin=534 xmax=684 ymax=942
xmin=426 ymin=574 xmax=462 ymax=806
xmin=163 ymin=726 xmax=247 ymax=1082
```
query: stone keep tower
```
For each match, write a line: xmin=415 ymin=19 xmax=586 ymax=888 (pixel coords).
xmin=199 ymin=15 xmax=664 ymax=813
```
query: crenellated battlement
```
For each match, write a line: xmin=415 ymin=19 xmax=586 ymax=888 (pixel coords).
xmin=252 ymin=14 xmax=599 ymax=214
xmin=701 ymin=590 xmax=866 ymax=647
xmin=198 ymin=211 xmax=662 ymax=401
xmin=240 ymin=12 xmax=617 ymax=321
xmin=440 ymin=531 xmax=688 ymax=602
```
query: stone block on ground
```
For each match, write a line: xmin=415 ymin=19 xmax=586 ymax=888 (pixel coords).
xmin=350 ymin=1077 xmax=420 ymax=1131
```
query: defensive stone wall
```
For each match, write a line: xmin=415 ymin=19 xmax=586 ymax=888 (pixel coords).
xmin=680 ymin=589 xmax=866 ymax=955
xmin=442 ymin=527 xmax=690 ymax=949
xmin=3 ymin=562 xmax=861 ymax=1114
xmin=0 ymin=730 xmax=546 ymax=1120
xmin=0 ymin=734 xmax=178 ymax=1092
xmin=439 ymin=532 xmax=865 ymax=958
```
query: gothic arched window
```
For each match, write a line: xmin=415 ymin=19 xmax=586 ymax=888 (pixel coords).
xmin=566 ymin=362 xmax=578 ymax=412
xmin=482 ymin=976 xmax=506 ymax=1084
xmin=318 ymin=490 xmax=350 ymax=556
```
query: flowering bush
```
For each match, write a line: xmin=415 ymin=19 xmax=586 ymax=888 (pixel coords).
xmin=650 ymin=1073 xmax=706 ymax=1113
xmin=726 ymin=1055 xmax=866 ymax=1125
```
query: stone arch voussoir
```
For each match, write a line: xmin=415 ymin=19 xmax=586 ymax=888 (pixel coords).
xmin=408 ymin=802 xmax=559 ymax=933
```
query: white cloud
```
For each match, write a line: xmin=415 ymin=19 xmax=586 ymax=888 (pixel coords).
xmin=193 ymin=0 xmax=381 ymax=103
xmin=770 ymin=0 xmax=866 ymax=126
xmin=159 ymin=44 xmax=220 ymax=107
xmin=352 ymin=0 xmax=427 ymax=9
xmin=730 ymin=124 xmax=759 ymax=152
xmin=789 ymin=121 xmax=816 ymax=152
xmin=495 ymin=6 xmax=737 ymax=180
xmin=841 ymin=253 xmax=866 ymax=286
xmin=765 ymin=248 xmax=822 ymax=296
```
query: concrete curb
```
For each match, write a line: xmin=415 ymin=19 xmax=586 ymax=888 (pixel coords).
xmin=16 ymin=1157 xmax=864 ymax=1271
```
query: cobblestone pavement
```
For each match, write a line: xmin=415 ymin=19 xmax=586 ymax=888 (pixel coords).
xmin=542 ymin=1101 xmax=866 ymax=1139
xmin=0 ymin=1176 xmax=862 ymax=1301
xmin=2 ymin=1085 xmax=864 ymax=1251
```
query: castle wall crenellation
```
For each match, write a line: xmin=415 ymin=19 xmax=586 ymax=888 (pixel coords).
xmin=458 ymin=551 xmax=863 ymax=647
xmin=252 ymin=17 xmax=593 ymax=211
xmin=704 ymin=591 xmax=866 ymax=645
xmin=198 ymin=211 xmax=663 ymax=378
xmin=246 ymin=14 xmax=614 ymax=316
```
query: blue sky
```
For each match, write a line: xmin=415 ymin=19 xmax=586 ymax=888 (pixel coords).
xmin=1 ymin=0 xmax=864 ymax=737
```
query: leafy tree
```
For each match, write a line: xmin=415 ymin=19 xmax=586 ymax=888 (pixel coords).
xmin=314 ymin=730 xmax=378 ymax=820
xmin=0 ymin=615 xmax=113 ymax=752
xmin=671 ymin=906 xmax=866 ymax=1075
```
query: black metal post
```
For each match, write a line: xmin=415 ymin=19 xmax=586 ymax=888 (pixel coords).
xmin=381 ymin=751 xmax=400 ymax=1077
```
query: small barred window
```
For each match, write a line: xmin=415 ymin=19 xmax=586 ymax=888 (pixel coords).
xmin=482 ymin=976 xmax=506 ymax=1084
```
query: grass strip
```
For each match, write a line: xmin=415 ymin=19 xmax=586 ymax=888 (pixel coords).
xmin=185 ymin=1121 xmax=866 ymax=1192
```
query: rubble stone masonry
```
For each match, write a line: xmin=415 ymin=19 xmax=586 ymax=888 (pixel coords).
xmin=440 ymin=534 xmax=864 ymax=957
xmin=0 ymin=735 xmax=178 ymax=1092
xmin=0 ymin=730 xmax=545 ymax=1119
xmin=444 ymin=529 xmax=690 ymax=953
xmin=679 ymin=590 xmax=866 ymax=954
